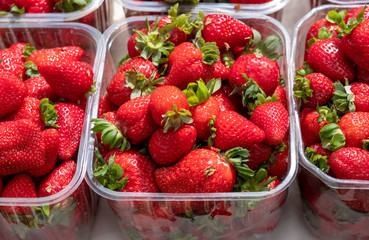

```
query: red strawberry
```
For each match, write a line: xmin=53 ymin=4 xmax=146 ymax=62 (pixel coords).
xmin=307 ymin=143 xmax=332 ymax=158
xmin=212 ymin=87 xmax=237 ymax=112
xmin=38 ymin=60 xmax=94 ymax=102
xmin=115 ymin=94 xmax=159 ymax=145
xmin=149 ymin=85 xmax=191 ymax=129
xmin=229 ymin=54 xmax=280 ymax=97
xmin=0 ymin=119 xmax=45 ymax=175
xmin=268 ymin=143 xmax=289 ymax=178
xmin=127 ymin=28 xmax=148 ymax=58
xmin=27 ymin=128 xmax=59 ymax=177
xmin=0 ymin=49 xmax=25 ymax=79
xmin=0 ymin=174 xmax=37 ymax=215
xmin=55 ymin=102 xmax=85 ymax=160
xmin=38 ymin=159 xmax=76 ymax=196
xmin=338 ymin=112 xmax=369 ymax=148
xmin=250 ymin=102 xmax=289 ymax=146
xmin=300 ymin=109 xmax=329 ymax=147
xmin=202 ymin=14 xmax=253 ymax=50
xmin=308 ymin=38 xmax=355 ymax=83
xmin=148 ymin=125 xmax=197 ymax=166
xmin=356 ymin=66 xmax=369 ymax=84
xmin=7 ymin=42 xmax=28 ymax=59
xmin=98 ymin=93 xmax=118 ymax=117
xmin=294 ymin=73 xmax=334 ymax=108
xmin=329 ymin=147 xmax=369 ymax=180
xmin=274 ymin=85 xmax=288 ymax=110
xmin=245 ymin=143 xmax=271 ymax=170
xmin=344 ymin=6 xmax=369 ymax=24
xmin=350 ymin=82 xmax=369 ymax=112
xmin=305 ymin=18 xmax=340 ymax=50
xmin=155 ymin=148 xmax=236 ymax=193
xmin=150 ymin=16 xmax=187 ymax=46
xmin=0 ymin=71 xmax=27 ymax=118
xmin=25 ymin=76 xmax=58 ymax=101
xmin=213 ymin=110 xmax=265 ymax=150
xmin=2 ymin=97 xmax=45 ymax=130
xmin=96 ymin=111 xmax=117 ymax=151
xmin=27 ymin=46 xmax=84 ymax=66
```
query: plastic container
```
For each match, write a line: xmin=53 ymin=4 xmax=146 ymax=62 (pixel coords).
xmin=0 ymin=0 xmax=107 ymax=31
xmin=0 ymin=22 xmax=105 ymax=240
xmin=86 ymin=14 xmax=298 ymax=240
xmin=310 ymin=0 xmax=369 ymax=9
xmin=292 ymin=5 xmax=369 ymax=240
xmin=117 ymin=0 xmax=290 ymax=21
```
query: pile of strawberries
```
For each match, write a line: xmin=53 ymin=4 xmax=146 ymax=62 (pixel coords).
xmin=92 ymin=4 xmax=290 ymax=239
xmin=0 ymin=43 xmax=94 ymax=239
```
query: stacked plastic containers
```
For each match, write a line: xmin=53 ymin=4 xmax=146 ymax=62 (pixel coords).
xmin=86 ymin=13 xmax=298 ymax=240
xmin=292 ymin=5 xmax=369 ymax=240
xmin=0 ymin=0 xmax=108 ymax=31
xmin=310 ymin=0 xmax=369 ymax=8
xmin=0 ymin=22 xmax=104 ymax=240
xmin=118 ymin=0 xmax=290 ymax=20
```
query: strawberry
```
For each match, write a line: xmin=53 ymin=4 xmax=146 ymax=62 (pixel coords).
xmin=95 ymin=111 xmax=117 ymax=152
xmin=307 ymin=38 xmax=355 ymax=83
xmin=54 ymin=102 xmax=85 ymax=160
xmin=300 ymin=108 xmax=330 ymax=147
xmin=268 ymin=142 xmax=289 ymax=178
xmin=356 ymin=66 xmax=369 ymax=84
xmin=229 ymin=54 xmax=280 ymax=97
xmin=155 ymin=148 xmax=236 ymax=193
xmin=202 ymin=14 xmax=253 ymax=50
xmin=212 ymin=86 xmax=237 ymax=112
xmin=274 ymin=85 xmax=288 ymax=110
xmin=27 ymin=46 xmax=84 ymax=66
xmin=98 ymin=93 xmax=118 ymax=117
xmin=0 ymin=119 xmax=45 ymax=175
xmin=0 ymin=49 xmax=25 ymax=79
xmin=149 ymin=85 xmax=192 ymax=131
xmin=95 ymin=149 xmax=159 ymax=193
xmin=115 ymin=94 xmax=159 ymax=145
xmin=245 ymin=143 xmax=271 ymax=170
xmin=38 ymin=60 xmax=94 ymax=102
xmin=27 ymin=128 xmax=59 ymax=177
xmin=38 ymin=159 xmax=76 ymax=196
xmin=0 ymin=71 xmax=27 ymax=118
xmin=2 ymin=97 xmax=45 ymax=130
xmin=307 ymin=143 xmax=332 ymax=159
xmin=294 ymin=72 xmax=334 ymax=108
xmin=348 ymin=82 xmax=369 ymax=112
xmin=148 ymin=125 xmax=197 ymax=166
xmin=344 ymin=6 xmax=369 ymax=24
xmin=329 ymin=147 xmax=369 ymax=180
xmin=338 ymin=112 xmax=369 ymax=148
xmin=250 ymin=102 xmax=289 ymax=146
xmin=213 ymin=110 xmax=265 ymax=151
xmin=0 ymin=174 xmax=37 ymax=215
xmin=25 ymin=76 xmax=58 ymax=101
xmin=19 ymin=0 xmax=53 ymax=13
xmin=305 ymin=18 xmax=340 ymax=49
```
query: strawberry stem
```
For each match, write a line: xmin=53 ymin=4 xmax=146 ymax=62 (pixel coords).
xmin=332 ymin=81 xmax=356 ymax=114
xmin=162 ymin=104 xmax=193 ymax=133
xmin=305 ymin=147 xmax=330 ymax=173
xmin=40 ymin=98 xmax=59 ymax=128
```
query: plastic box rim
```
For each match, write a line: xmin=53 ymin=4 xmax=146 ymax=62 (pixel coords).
xmin=115 ymin=0 xmax=290 ymax=15
xmin=292 ymin=4 xmax=369 ymax=190
xmin=0 ymin=22 xmax=105 ymax=207
xmin=86 ymin=13 xmax=298 ymax=202
xmin=0 ymin=0 xmax=103 ymax=22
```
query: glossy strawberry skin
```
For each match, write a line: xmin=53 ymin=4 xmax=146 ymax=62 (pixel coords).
xmin=245 ymin=143 xmax=271 ymax=170
xmin=229 ymin=54 xmax=280 ymax=97
xmin=214 ymin=110 xmax=265 ymax=151
xmin=190 ymin=96 xmax=220 ymax=141
xmin=344 ymin=6 xmax=369 ymax=24
xmin=0 ymin=119 xmax=45 ymax=175
xmin=0 ymin=49 xmax=25 ymax=79
xmin=308 ymin=143 xmax=332 ymax=158
xmin=274 ymin=85 xmax=288 ymax=110
xmin=38 ymin=60 xmax=94 ymax=102
xmin=268 ymin=142 xmax=289 ymax=178
xmin=116 ymin=94 xmax=159 ymax=145
xmin=28 ymin=46 xmax=84 ymax=66
xmin=305 ymin=18 xmax=339 ymax=50
xmin=338 ymin=112 xmax=369 ymax=148
xmin=149 ymin=85 xmax=190 ymax=127
xmin=55 ymin=103 xmax=85 ymax=160
xmin=0 ymin=72 xmax=27 ymax=118
xmin=308 ymin=38 xmax=355 ymax=83
xmin=250 ymin=102 xmax=289 ymax=146
xmin=148 ymin=125 xmax=197 ymax=166
xmin=25 ymin=76 xmax=58 ymax=101
xmin=300 ymin=109 xmax=328 ymax=147
xmin=301 ymin=73 xmax=334 ymax=108
xmin=98 ymin=93 xmax=118 ymax=118
xmin=212 ymin=87 xmax=237 ymax=112
xmin=0 ymin=174 xmax=37 ymax=215
xmin=155 ymin=148 xmax=236 ymax=193
xmin=329 ymin=147 xmax=369 ymax=180
xmin=356 ymin=66 xmax=369 ymax=84
xmin=350 ymin=82 xmax=369 ymax=112
xmin=105 ymin=149 xmax=159 ymax=193
xmin=151 ymin=16 xmax=187 ymax=46
xmin=202 ymin=14 xmax=253 ymax=50
xmin=127 ymin=28 xmax=148 ymax=58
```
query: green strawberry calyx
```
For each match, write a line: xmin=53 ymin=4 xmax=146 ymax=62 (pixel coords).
xmin=305 ymin=147 xmax=330 ymax=173
xmin=93 ymin=148 xmax=128 ymax=191
xmin=167 ymin=4 xmax=199 ymax=35
xmin=317 ymin=105 xmax=339 ymax=124
xmin=22 ymin=43 xmax=36 ymax=60
xmin=162 ymin=104 xmax=194 ymax=133
xmin=224 ymin=147 xmax=254 ymax=180
xmin=233 ymin=167 xmax=276 ymax=192
xmin=326 ymin=7 xmax=366 ymax=37
xmin=125 ymin=68 xmax=165 ymax=100
xmin=207 ymin=115 xmax=217 ymax=146
xmin=183 ymin=78 xmax=221 ymax=107
xmin=293 ymin=76 xmax=313 ymax=104
xmin=332 ymin=81 xmax=356 ymax=114
xmin=24 ymin=61 xmax=41 ymax=79
xmin=319 ymin=123 xmax=346 ymax=152
xmin=91 ymin=118 xmax=130 ymax=151
xmin=307 ymin=27 xmax=334 ymax=48
xmin=193 ymin=37 xmax=220 ymax=65
xmin=134 ymin=18 xmax=176 ymax=66
xmin=40 ymin=98 xmax=59 ymax=128
xmin=268 ymin=141 xmax=287 ymax=166
xmin=295 ymin=62 xmax=314 ymax=77
xmin=363 ymin=139 xmax=369 ymax=151
xmin=222 ymin=50 xmax=235 ymax=68
xmin=55 ymin=0 xmax=92 ymax=12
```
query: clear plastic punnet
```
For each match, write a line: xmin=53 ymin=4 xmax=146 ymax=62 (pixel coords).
xmin=292 ymin=5 xmax=369 ymax=240
xmin=0 ymin=0 xmax=108 ymax=31
xmin=0 ymin=22 xmax=105 ymax=240
xmin=86 ymin=13 xmax=298 ymax=240
xmin=117 ymin=0 xmax=290 ymax=20
xmin=310 ymin=0 xmax=369 ymax=8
